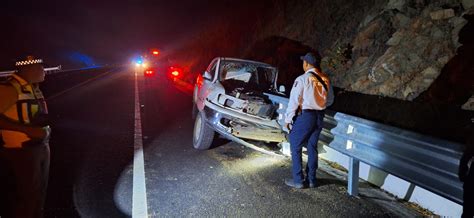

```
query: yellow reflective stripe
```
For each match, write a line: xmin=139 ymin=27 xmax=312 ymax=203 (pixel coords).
xmin=21 ymin=103 xmax=29 ymax=123
xmin=31 ymin=104 xmax=39 ymax=117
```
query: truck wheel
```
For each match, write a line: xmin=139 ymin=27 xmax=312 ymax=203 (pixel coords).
xmin=193 ymin=112 xmax=215 ymax=150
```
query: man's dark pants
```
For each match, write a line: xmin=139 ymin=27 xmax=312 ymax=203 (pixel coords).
xmin=0 ymin=144 xmax=50 ymax=218
xmin=289 ymin=110 xmax=324 ymax=185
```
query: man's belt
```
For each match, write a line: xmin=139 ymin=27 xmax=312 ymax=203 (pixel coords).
xmin=302 ymin=109 xmax=325 ymax=113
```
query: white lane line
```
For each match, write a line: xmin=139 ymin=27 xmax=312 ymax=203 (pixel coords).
xmin=132 ymin=72 xmax=149 ymax=218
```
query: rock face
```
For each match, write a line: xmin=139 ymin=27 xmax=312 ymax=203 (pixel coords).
xmin=462 ymin=96 xmax=474 ymax=110
xmin=418 ymin=14 xmax=474 ymax=106
xmin=387 ymin=0 xmax=407 ymax=11
xmin=430 ymin=9 xmax=455 ymax=20
xmin=463 ymin=0 xmax=474 ymax=9
xmin=309 ymin=0 xmax=471 ymax=104
xmin=244 ymin=0 xmax=472 ymax=109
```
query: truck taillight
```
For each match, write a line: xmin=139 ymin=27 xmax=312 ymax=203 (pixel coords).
xmin=196 ymin=74 xmax=204 ymax=87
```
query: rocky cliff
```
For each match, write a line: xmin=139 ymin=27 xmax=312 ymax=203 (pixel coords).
xmin=254 ymin=0 xmax=473 ymax=110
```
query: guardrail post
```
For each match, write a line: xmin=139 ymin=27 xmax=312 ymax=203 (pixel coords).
xmin=348 ymin=157 xmax=360 ymax=196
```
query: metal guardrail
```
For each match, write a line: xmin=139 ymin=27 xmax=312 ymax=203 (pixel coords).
xmin=319 ymin=111 xmax=464 ymax=204
xmin=0 ymin=66 xmax=62 ymax=77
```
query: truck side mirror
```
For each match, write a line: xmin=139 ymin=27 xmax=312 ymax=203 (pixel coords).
xmin=279 ymin=85 xmax=286 ymax=93
xmin=203 ymin=71 xmax=212 ymax=80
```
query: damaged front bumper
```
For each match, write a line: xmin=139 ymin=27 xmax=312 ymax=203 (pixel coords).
xmin=202 ymin=102 xmax=290 ymax=156
xmin=203 ymin=100 xmax=287 ymax=142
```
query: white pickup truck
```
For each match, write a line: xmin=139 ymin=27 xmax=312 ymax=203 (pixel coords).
xmin=192 ymin=57 xmax=291 ymax=155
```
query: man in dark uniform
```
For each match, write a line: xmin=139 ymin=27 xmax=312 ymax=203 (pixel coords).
xmin=0 ymin=56 xmax=51 ymax=218
xmin=284 ymin=52 xmax=333 ymax=188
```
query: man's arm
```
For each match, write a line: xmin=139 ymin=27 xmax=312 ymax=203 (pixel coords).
xmin=285 ymin=77 xmax=304 ymax=129
xmin=0 ymin=85 xmax=47 ymax=140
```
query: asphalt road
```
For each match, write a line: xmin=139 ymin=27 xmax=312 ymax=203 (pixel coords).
xmin=41 ymin=67 xmax=420 ymax=217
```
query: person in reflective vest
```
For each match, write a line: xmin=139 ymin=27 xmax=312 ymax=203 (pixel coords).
xmin=0 ymin=56 xmax=51 ymax=218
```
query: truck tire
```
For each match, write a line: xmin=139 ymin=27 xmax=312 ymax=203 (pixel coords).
xmin=193 ymin=112 xmax=215 ymax=150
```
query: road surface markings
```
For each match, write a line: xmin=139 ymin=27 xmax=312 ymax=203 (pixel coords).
xmin=132 ymin=72 xmax=149 ymax=217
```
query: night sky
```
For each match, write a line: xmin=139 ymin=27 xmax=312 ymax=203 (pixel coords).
xmin=0 ymin=0 xmax=256 ymax=69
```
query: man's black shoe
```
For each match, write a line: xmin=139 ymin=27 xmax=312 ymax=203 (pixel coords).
xmin=285 ymin=179 xmax=304 ymax=189
xmin=304 ymin=179 xmax=317 ymax=188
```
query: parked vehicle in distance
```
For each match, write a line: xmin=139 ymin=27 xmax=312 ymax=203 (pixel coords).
xmin=144 ymin=68 xmax=155 ymax=77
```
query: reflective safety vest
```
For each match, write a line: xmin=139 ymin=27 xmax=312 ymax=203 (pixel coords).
xmin=1 ymin=74 xmax=48 ymax=148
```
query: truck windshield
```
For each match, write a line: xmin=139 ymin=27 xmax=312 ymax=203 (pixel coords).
xmin=218 ymin=60 xmax=277 ymax=91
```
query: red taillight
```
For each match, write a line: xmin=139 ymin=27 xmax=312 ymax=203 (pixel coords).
xmin=168 ymin=66 xmax=183 ymax=79
xmin=196 ymin=74 xmax=204 ymax=87
xmin=145 ymin=70 xmax=153 ymax=75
